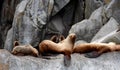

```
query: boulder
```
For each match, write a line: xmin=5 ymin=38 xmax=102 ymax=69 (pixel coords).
xmin=69 ymin=0 xmax=120 ymax=43
xmin=4 ymin=0 xmax=85 ymax=51
xmin=75 ymin=40 xmax=87 ymax=46
xmin=85 ymin=0 xmax=104 ymax=18
xmin=91 ymin=17 xmax=119 ymax=43
xmin=0 ymin=0 xmax=21 ymax=48
xmin=4 ymin=0 xmax=54 ymax=51
xmin=105 ymin=0 xmax=120 ymax=23
xmin=1 ymin=49 xmax=120 ymax=70
xmin=69 ymin=7 xmax=107 ymax=42
xmin=91 ymin=30 xmax=120 ymax=44
xmin=4 ymin=28 xmax=13 ymax=51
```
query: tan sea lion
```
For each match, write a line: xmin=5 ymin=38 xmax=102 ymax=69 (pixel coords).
xmin=11 ymin=41 xmax=39 ymax=57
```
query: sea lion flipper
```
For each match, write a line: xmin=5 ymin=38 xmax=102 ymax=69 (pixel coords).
xmin=85 ymin=46 xmax=111 ymax=58
xmin=64 ymin=54 xmax=71 ymax=67
xmin=84 ymin=51 xmax=101 ymax=58
xmin=50 ymin=35 xmax=57 ymax=42
xmin=14 ymin=41 xmax=20 ymax=47
xmin=60 ymin=35 xmax=65 ymax=41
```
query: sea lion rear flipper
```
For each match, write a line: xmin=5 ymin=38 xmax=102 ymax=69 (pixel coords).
xmin=50 ymin=35 xmax=58 ymax=42
xmin=84 ymin=51 xmax=101 ymax=58
xmin=60 ymin=35 xmax=65 ymax=41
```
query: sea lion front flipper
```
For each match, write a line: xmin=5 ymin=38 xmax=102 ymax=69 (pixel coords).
xmin=14 ymin=41 xmax=20 ymax=47
xmin=64 ymin=54 xmax=71 ymax=67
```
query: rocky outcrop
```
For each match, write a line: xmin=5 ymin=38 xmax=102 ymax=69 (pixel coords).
xmin=4 ymin=0 xmax=52 ymax=51
xmin=1 ymin=49 xmax=120 ymax=70
xmin=91 ymin=17 xmax=119 ymax=43
xmin=0 ymin=0 xmax=21 ymax=49
xmin=69 ymin=0 xmax=120 ymax=43
xmin=4 ymin=0 xmax=85 ymax=51
xmin=106 ymin=0 xmax=120 ymax=23
xmin=69 ymin=6 xmax=107 ymax=42
xmin=2 ymin=0 xmax=120 ymax=69
xmin=85 ymin=0 xmax=104 ymax=18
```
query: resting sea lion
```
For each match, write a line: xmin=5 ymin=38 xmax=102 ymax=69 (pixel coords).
xmin=11 ymin=41 xmax=39 ymax=57
xmin=39 ymin=33 xmax=76 ymax=66
xmin=73 ymin=42 xmax=120 ymax=58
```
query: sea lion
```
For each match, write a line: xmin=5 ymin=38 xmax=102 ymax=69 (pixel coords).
xmin=73 ymin=42 xmax=120 ymax=58
xmin=11 ymin=41 xmax=39 ymax=57
xmin=39 ymin=33 xmax=76 ymax=66
xmin=50 ymin=34 xmax=65 ymax=43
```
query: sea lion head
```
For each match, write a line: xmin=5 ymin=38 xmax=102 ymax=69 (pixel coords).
xmin=11 ymin=47 xmax=20 ymax=55
xmin=68 ymin=33 xmax=76 ymax=44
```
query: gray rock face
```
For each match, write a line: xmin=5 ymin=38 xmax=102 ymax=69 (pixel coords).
xmin=92 ymin=30 xmax=120 ymax=44
xmin=0 ymin=0 xmax=21 ymax=48
xmin=4 ymin=0 xmax=85 ymax=51
xmin=12 ymin=0 xmax=49 ymax=46
xmin=1 ymin=49 xmax=120 ymax=70
xmin=91 ymin=17 xmax=119 ymax=42
xmin=69 ymin=7 xmax=107 ymax=42
xmin=75 ymin=40 xmax=87 ymax=46
xmin=105 ymin=0 xmax=120 ymax=23
xmin=85 ymin=0 xmax=104 ymax=18
xmin=4 ymin=28 xmax=13 ymax=51
xmin=4 ymin=0 xmax=55 ymax=51
xmin=69 ymin=19 xmax=100 ymax=42
xmin=2 ymin=0 xmax=120 ymax=69
xmin=69 ymin=0 xmax=120 ymax=43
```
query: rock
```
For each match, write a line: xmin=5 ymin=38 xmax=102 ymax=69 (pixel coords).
xmin=4 ymin=0 xmax=54 ymax=51
xmin=89 ymin=6 xmax=107 ymax=25
xmin=4 ymin=28 xmax=13 ymax=51
xmin=69 ymin=0 xmax=120 ymax=43
xmin=85 ymin=0 xmax=104 ymax=18
xmin=46 ymin=0 xmax=85 ymax=38
xmin=91 ymin=30 xmax=120 ymax=44
xmin=105 ymin=0 xmax=120 ymax=23
xmin=104 ymin=0 xmax=112 ymax=4
xmin=0 ymin=0 xmax=21 ymax=48
xmin=91 ymin=17 xmax=119 ymax=43
xmin=0 ymin=49 xmax=120 ymax=70
xmin=75 ymin=40 xmax=87 ymax=46
xmin=52 ymin=0 xmax=70 ymax=15
xmin=69 ymin=19 xmax=96 ymax=42
xmin=4 ymin=0 xmax=85 ymax=51
xmin=69 ymin=7 xmax=107 ymax=42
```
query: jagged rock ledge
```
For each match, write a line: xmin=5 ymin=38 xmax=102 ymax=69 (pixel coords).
xmin=0 ymin=49 xmax=120 ymax=70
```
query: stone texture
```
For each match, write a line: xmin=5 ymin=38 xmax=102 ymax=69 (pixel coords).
xmin=4 ymin=0 xmax=54 ymax=51
xmin=85 ymin=0 xmax=104 ymax=18
xmin=69 ymin=0 xmax=120 ymax=43
xmin=75 ymin=40 xmax=87 ymax=46
xmin=4 ymin=0 xmax=85 ymax=51
xmin=0 ymin=0 xmax=21 ymax=48
xmin=1 ymin=49 xmax=120 ymax=70
xmin=91 ymin=30 xmax=120 ymax=44
xmin=69 ymin=7 xmax=107 ymax=42
xmin=4 ymin=28 xmax=13 ymax=51
xmin=2 ymin=0 xmax=120 ymax=69
xmin=105 ymin=0 xmax=120 ymax=23
xmin=91 ymin=17 xmax=119 ymax=42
